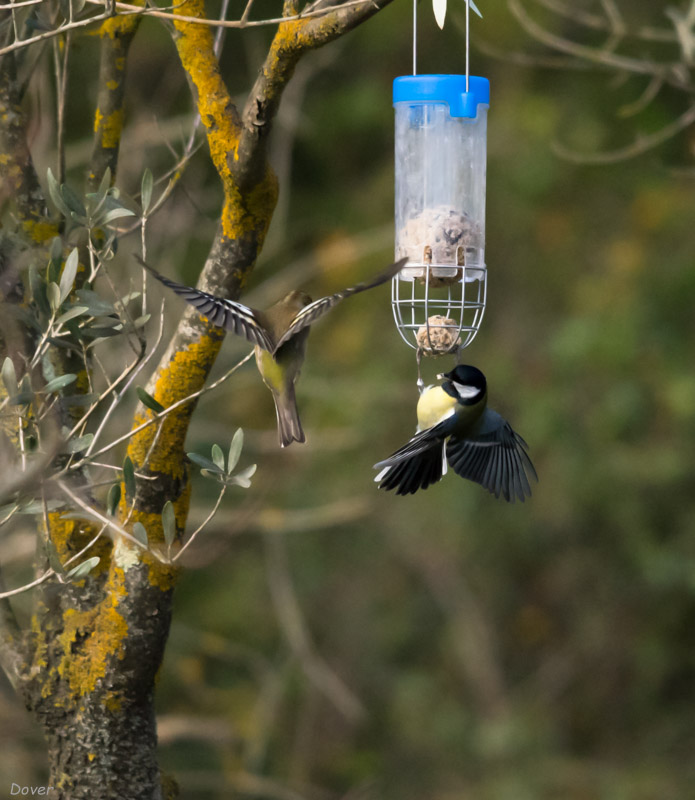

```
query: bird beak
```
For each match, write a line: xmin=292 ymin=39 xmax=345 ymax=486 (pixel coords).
xmin=436 ymin=373 xmax=445 ymax=380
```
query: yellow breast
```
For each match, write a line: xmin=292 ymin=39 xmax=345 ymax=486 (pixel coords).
xmin=416 ymin=385 xmax=457 ymax=431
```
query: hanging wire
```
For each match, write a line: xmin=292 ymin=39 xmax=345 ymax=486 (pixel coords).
xmin=465 ymin=0 xmax=470 ymax=91
xmin=413 ymin=0 xmax=471 ymax=81
xmin=412 ymin=0 xmax=417 ymax=75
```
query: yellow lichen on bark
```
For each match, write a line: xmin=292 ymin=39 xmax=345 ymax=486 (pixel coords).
xmin=57 ymin=569 xmax=129 ymax=697
xmin=126 ymin=335 xmax=222 ymax=477
xmin=93 ymin=108 xmax=124 ymax=150
xmin=172 ymin=1 xmax=278 ymax=242
xmin=99 ymin=2 xmax=144 ymax=38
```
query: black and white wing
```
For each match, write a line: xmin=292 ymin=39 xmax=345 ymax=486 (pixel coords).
xmin=373 ymin=417 xmax=454 ymax=496
xmin=135 ymin=256 xmax=274 ymax=351
xmin=273 ymin=257 xmax=408 ymax=351
xmin=445 ymin=409 xmax=537 ymax=503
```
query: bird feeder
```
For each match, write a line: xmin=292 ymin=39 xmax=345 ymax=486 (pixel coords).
xmin=391 ymin=74 xmax=489 ymax=356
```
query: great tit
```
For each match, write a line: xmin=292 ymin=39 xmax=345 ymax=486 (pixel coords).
xmin=374 ymin=365 xmax=537 ymax=501
xmin=135 ymin=255 xmax=407 ymax=447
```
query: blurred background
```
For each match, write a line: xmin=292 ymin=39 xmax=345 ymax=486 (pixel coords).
xmin=2 ymin=1 xmax=695 ymax=797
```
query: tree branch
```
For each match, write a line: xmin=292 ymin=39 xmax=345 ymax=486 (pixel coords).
xmin=88 ymin=3 xmax=144 ymax=189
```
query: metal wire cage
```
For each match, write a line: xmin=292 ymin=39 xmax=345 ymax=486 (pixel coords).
xmin=391 ymin=258 xmax=486 ymax=354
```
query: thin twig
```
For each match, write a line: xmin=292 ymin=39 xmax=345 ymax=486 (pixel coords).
xmin=173 ymin=485 xmax=227 ymax=562
xmin=80 ymin=349 xmax=254 ymax=462
xmin=553 ymin=102 xmax=695 ymax=164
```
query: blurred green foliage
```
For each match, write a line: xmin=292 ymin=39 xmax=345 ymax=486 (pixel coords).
xmin=3 ymin=1 xmax=695 ymax=798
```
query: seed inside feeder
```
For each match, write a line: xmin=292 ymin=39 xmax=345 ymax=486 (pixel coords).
xmin=397 ymin=206 xmax=479 ymax=287
xmin=416 ymin=316 xmax=461 ymax=354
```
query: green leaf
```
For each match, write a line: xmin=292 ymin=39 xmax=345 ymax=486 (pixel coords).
xmin=141 ymin=168 xmax=153 ymax=215
xmin=47 ymin=168 xmax=71 ymax=217
xmin=59 ymin=248 xmax=79 ymax=304
xmin=60 ymin=182 xmax=86 ymax=218
xmin=10 ymin=375 xmax=34 ymax=406
xmin=227 ymin=428 xmax=243 ymax=474
xmin=96 ymin=167 xmax=112 ymax=204
xmin=132 ymin=314 xmax=151 ymax=329
xmin=102 ymin=206 xmax=136 ymax=225
xmin=211 ymin=443 xmax=225 ymax=472
xmin=161 ymin=500 xmax=176 ymax=548
xmin=56 ymin=306 xmax=89 ymax=325
xmin=132 ymin=522 xmax=148 ymax=548
xmin=66 ymin=433 xmax=93 ymax=453
xmin=29 ymin=263 xmax=49 ymax=315
xmin=1 ymin=357 xmax=18 ymax=397
xmin=47 ymin=281 xmax=61 ymax=313
xmin=66 ymin=556 xmax=100 ymax=580
xmin=75 ymin=288 xmax=115 ymax=316
xmin=200 ymin=469 xmax=223 ymax=481
xmin=228 ymin=463 xmax=257 ymax=489
xmin=187 ymin=452 xmax=224 ymax=473
xmin=123 ymin=456 xmax=135 ymax=499
xmin=46 ymin=539 xmax=65 ymax=576
xmin=136 ymin=386 xmax=164 ymax=414
xmin=43 ymin=373 xmax=77 ymax=393
xmin=106 ymin=483 xmax=121 ymax=516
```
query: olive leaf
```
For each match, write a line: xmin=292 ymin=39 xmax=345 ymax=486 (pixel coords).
xmin=136 ymin=386 xmax=165 ymax=414
xmin=123 ymin=456 xmax=136 ymax=499
xmin=59 ymin=248 xmax=79 ymax=304
xmin=67 ymin=556 xmax=100 ymax=580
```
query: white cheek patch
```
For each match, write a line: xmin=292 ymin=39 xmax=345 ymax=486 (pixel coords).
xmin=453 ymin=382 xmax=480 ymax=400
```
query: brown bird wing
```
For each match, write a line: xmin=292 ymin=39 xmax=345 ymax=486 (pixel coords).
xmin=135 ymin=255 xmax=275 ymax=351
xmin=272 ymin=257 xmax=408 ymax=352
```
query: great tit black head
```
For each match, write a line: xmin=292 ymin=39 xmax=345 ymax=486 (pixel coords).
xmin=438 ymin=365 xmax=487 ymax=405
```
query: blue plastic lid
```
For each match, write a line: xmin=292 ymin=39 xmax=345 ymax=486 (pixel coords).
xmin=393 ymin=74 xmax=490 ymax=118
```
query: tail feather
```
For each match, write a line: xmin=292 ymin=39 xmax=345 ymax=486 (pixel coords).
xmin=272 ymin=385 xmax=305 ymax=447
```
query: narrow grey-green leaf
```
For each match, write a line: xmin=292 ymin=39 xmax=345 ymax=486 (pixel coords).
xmin=211 ymin=443 xmax=225 ymax=472
xmin=96 ymin=166 xmax=112 ymax=203
xmin=161 ymin=500 xmax=176 ymax=548
xmin=200 ymin=469 xmax=223 ymax=481
xmin=46 ymin=539 xmax=65 ymax=575
xmin=47 ymin=281 xmax=61 ymax=313
xmin=123 ymin=455 xmax=135 ymax=499
xmin=43 ymin=373 xmax=77 ymax=393
xmin=59 ymin=248 xmax=79 ymax=303
xmin=67 ymin=556 xmax=100 ymax=580
xmin=187 ymin=452 xmax=224 ymax=473
xmin=56 ymin=305 xmax=89 ymax=325
xmin=228 ymin=463 xmax=257 ymax=489
xmin=1 ymin=357 xmax=18 ymax=397
xmin=66 ymin=433 xmax=93 ymax=453
xmin=227 ymin=428 xmax=243 ymax=474
xmin=47 ymin=168 xmax=71 ymax=217
xmin=132 ymin=314 xmax=151 ymax=329
xmin=60 ymin=183 xmax=86 ymax=217
xmin=106 ymin=482 xmax=121 ymax=516
xmin=75 ymin=288 xmax=115 ymax=316
xmin=132 ymin=522 xmax=148 ymax=548
xmin=102 ymin=206 xmax=136 ymax=224
xmin=136 ymin=386 xmax=164 ymax=414
xmin=141 ymin=168 xmax=153 ymax=215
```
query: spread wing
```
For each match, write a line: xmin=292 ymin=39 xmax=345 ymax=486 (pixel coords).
xmin=273 ymin=257 xmax=408 ymax=352
xmin=135 ymin=255 xmax=274 ymax=351
xmin=445 ymin=410 xmax=537 ymax=503
xmin=373 ymin=416 xmax=455 ymax=495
